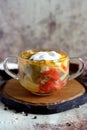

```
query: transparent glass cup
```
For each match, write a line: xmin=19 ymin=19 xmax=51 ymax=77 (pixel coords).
xmin=3 ymin=50 xmax=84 ymax=96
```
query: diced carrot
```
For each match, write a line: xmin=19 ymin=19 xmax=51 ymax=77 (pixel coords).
xmin=39 ymin=81 xmax=58 ymax=93
xmin=42 ymin=68 xmax=59 ymax=80
xmin=62 ymin=65 xmax=67 ymax=72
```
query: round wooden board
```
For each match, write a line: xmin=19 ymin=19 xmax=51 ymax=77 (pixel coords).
xmin=2 ymin=79 xmax=85 ymax=106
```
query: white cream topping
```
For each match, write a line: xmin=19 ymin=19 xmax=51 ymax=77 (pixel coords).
xmin=30 ymin=51 xmax=61 ymax=61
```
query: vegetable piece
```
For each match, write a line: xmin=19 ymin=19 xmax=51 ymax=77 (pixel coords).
xmin=42 ymin=68 xmax=59 ymax=80
xmin=20 ymin=76 xmax=39 ymax=92
xmin=39 ymin=81 xmax=58 ymax=93
xmin=62 ymin=65 xmax=67 ymax=72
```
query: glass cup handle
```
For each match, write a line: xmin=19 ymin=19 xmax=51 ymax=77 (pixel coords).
xmin=69 ymin=57 xmax=84 ymax=80
xmin=3 ymin=56 xmax=19 ymax=80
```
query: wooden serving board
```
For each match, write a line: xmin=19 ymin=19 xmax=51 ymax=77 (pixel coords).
xmin=2 ymin=79 xmax=85 ymax=105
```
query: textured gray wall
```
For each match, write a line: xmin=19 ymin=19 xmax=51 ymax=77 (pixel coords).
xmin=0 ymin=0 xmax=87 ymax=60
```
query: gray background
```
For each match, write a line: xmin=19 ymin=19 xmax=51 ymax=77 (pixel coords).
xmin=0 ymin=0 xmax=87 ymax=60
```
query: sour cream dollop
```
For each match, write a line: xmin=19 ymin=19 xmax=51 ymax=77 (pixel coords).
xmin=30 ymin=51 xmax=61 ymax=61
